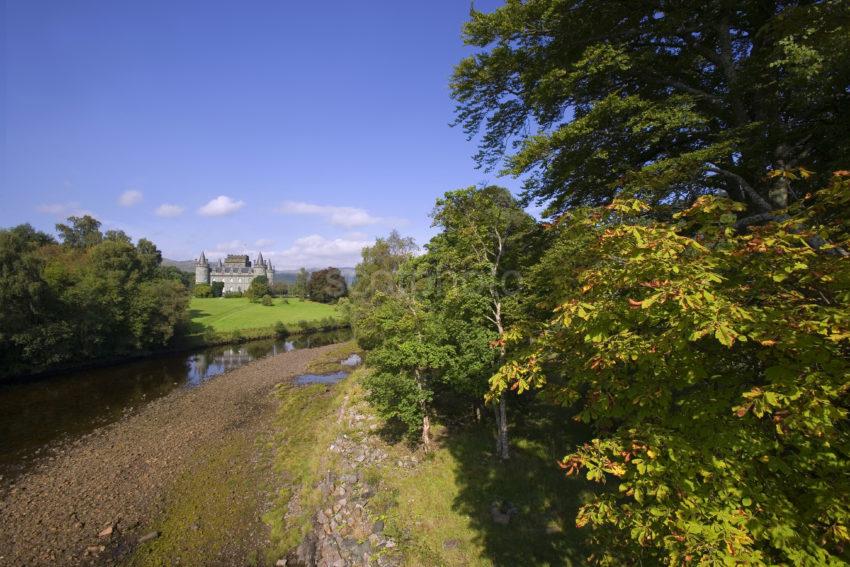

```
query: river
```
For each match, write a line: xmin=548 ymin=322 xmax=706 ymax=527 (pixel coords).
xmin=0 ymin=328 xmax=352 ymax=481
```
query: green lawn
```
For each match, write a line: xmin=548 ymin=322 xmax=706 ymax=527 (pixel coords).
xmin=188 ymin=297 xmax=341 ymax=333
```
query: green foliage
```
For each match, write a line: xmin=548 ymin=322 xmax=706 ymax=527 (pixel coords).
xmin=273 ymin=321 xmax=289 ymax=338
xmin=452 ymin=1 xmax=850 ymax=216
xmin=223 ymin=290 xmax=243 ymax=298
xmin=247 ymin=275 xmax=269 ymax=302
xmin=210 ymin=280 xmax=224 ymax=298
xmin=55 ymin=215 xmax=103 ymax=249
xmin=193 ymin=283 xmax=213 ymax=298
xmin=292 ymin=268 xmax=309 ymax=299
xmin=307 ymin=267 xmax=348 ymax=303
xmin=493 ymin=175 xmax=850 ymax=564
xmin=260 ymin=294 xmax=273 ymax=306
xmin=0 ymin=218 xmax=189 ymax=377
xmin=269 ymin=281 xmax=288 ymax=297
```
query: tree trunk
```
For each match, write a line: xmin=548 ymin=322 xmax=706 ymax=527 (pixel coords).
xmin=769 ymin=160 xmax=790 ymax=209
xmin=492 ymin=402 xmax=503 ymax=456
xmin=421 ymin=413 xmax=431 ymax=449
xmin=497 ymin=395 xmax=509 ymax=460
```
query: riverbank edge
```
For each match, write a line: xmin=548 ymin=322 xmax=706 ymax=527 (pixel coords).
xmin=0 ymin=321 xmax=350 ymax=384
xmin=125 ymin=341 xmax=363 ymax=566
xmin=263 ymin=345 xmax=405 ymax=566
xmin=267 ymin=356 xmax=596 ymax=566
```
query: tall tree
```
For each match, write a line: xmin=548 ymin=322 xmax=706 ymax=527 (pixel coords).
xmin=135 ymin=238 xmax=162 ymax=278
xmin=292 ymin=267 xmax=309 ymax=299
xmin=351 ymin=230 xmax=418 ymax=346
xmin=355 ymin=253 xmax=452 ymax=447
xmin=452 ymin=1 xmax=850 ymax=223
xmin=307 ymin=267 xmax=348 ymax=303
xmin=431 ymin=186 xmax=539 ymax=459
xmin=247 ymin=275 xmax=270 ymax=302
xmin=56 ymin=215 xmax=103 ymax=249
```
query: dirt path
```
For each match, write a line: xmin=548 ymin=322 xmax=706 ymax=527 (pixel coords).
xmin=0 ymin=343 xmax=340 ymax=566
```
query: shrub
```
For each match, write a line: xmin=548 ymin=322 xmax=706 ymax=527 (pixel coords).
xmin=211 ymin=281 xmax=224 ymax=298
xmin=274 ymin=321 xmax=289 ymax=338
xmin=193 ymin=283 xmax=212 ymax=298
xmin=261 ymin=294 xmax=273 ymax=306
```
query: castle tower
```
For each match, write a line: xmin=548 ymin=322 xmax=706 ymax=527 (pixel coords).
xmin=253 ymin=252 xmax=267 ymax=278
xmin=195 ymin=251 xmax=210 ymax=284
xmin=266 ymin=259 xmax=274 ymax=284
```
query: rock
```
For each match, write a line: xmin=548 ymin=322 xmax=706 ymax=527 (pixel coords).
xmin=317 ymin=509 xmax=328 ymax=525
xmin=372 ymin=519 xmax=385 ymax=534
xmin=384 ymin=539 xmax=396 ymax=549
xmin=490 ymin=500 xmax=518 ymax=525
xmin=98 ymin=524 xmax=114 ymax=538
xmin=138 ymin=531 xmax=160 ymax=544
xmin=85 ymin=545 xmax=105 ymax=554
xmin=275 ymin=560 xmax=287 ymax=566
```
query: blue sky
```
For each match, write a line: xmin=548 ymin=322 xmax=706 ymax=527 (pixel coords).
xmin=1 ymin=0 xmax=522 ymax=268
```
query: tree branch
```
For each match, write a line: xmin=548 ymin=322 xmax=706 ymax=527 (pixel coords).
xmin=707 ymin=165 xmax=774 ymax=213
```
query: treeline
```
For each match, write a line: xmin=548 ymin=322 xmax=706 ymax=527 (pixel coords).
xmin=352 ymin=1 xmax=850 ymax=565
xmin=0 ymin=215 xmax=189 ymax=378
xmin=194 ymin=266 xmax=348 ymax=304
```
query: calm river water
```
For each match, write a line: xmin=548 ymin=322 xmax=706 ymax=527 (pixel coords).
xmin=0 ymin=328 xmax=352 ymax=480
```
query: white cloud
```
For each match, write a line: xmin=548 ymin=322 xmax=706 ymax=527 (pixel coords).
xmin=198 ymin=195 xmax=245 ymax=216
xmin=275 ymin=201 xmax=403 ymax=228
xmin=215 ymin=239 xmax=248 ymax=252
xmin=269 ymin=234 xmax=373 ymax=268
xmin=155 ymin=203 xmax=185 ymax=217
xmin=36 ymin=202 xmax=94 ymax=218
xmin=255 ymin=238 xmax=275 ymax=248
xmin=119 ymin=189 xmax=143 ymax=207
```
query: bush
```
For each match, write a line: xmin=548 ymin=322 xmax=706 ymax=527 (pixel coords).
xmin=193 ymin=283 xmax=212 ymax=298
xmin=261 ymin=294 xmax=273 ymax=306
xmin=223 ymin=291 xmax=243 ymax=298
xmin=211 ymin=281 xmax=224 ymax=298
xmin=274 ymin=321 xmax=289 ymax=338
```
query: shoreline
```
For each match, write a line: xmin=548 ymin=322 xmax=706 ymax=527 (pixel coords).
xmin=0 ymin=322 xmax=350 ymax=385
xmin=0 ymin=342 xmax=343 ymax=565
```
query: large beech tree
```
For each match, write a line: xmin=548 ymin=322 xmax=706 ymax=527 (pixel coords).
xmin=452 ymin=1 xmax=850 ymax=222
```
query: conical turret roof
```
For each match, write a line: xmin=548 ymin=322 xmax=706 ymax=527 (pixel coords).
xmin=256 ymin=251 xmax=264 ymax=265
xmin=198 ymin=251 xmax=207 ymax=265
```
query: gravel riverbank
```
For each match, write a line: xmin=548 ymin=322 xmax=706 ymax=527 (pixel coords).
xmin=0 ymin=344 xmax=340 ymax=566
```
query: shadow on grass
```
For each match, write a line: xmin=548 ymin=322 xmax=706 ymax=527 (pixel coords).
xmin=445 ymin=397 xmax=594 ymax=566
xmin=185 ymin=309 xmax=207 ymax=334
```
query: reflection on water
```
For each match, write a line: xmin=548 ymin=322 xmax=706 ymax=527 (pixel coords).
xmin=293 ymin=371 xmax=350 ymax=385
xmin=0 ymin=328 xmax=352 ymax=480
xmin=340 ymin=353 xmax=362 ymax=367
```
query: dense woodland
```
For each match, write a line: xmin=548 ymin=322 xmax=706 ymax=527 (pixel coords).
xmin=0 ymin=215 xmax=190 ymax=378
xmin=352 ymin=1 xmax=850 ymax=564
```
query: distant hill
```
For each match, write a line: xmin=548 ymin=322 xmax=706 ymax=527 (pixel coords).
xmin=162 ymin=260 xmax=356 ymax=285
xmin=275 ymin=267 xmax=356 ymax=285
xmin=162 ymin=258 xmax=196 ymax=273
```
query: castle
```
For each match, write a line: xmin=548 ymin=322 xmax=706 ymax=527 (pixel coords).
xmin=195 ymin=252 xmax=274 ymax=293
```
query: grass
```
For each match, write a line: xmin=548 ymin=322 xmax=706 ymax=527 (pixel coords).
xmin=264 ymin=342 xmax=363 ymax=558
xmin=128 ymin=429 xmax=273 ymax=566
xmin=344 ymin=372 xmax=596 ymax=566
xmin=188 ymin=297 xmax=341 ymax=334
